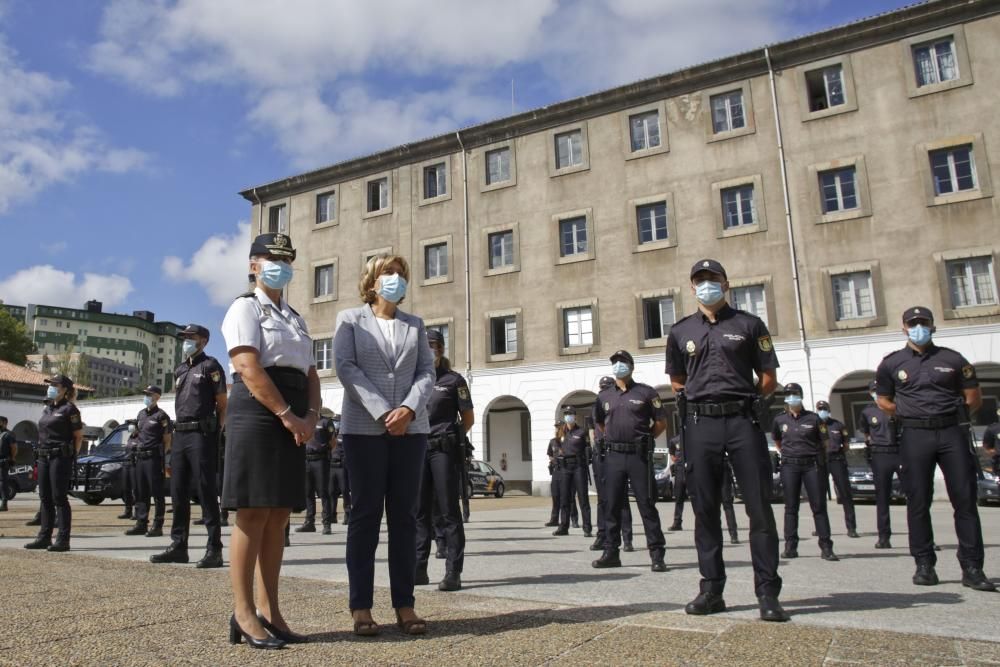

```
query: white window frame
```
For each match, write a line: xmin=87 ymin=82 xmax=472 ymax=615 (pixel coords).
xmin=712 ymin=174 xmax=766 ymax=238
xmin=547 ymin=122 xmax=590 ymax=176
xmin=946 ymin=256 xmax=997 ymax=309
xmin=559 ymin=216 xmax=588 ymax=257
xmin=553 ymin=208 xmax=595 ymax=265
xmin=821 ymin=261 xmax=886 ymax=331
xmin=634 ymin=288 xmax=680 ymax=349
xmin=730 ymin=284 xmax=768 ymax=325
xmin=480 ymin=140 xmax=517 ymax=193
xmin=482 ymin=223 xmax=520 ymax=277
xmin=486 ymin=308 xmax=522 ymax=362
xmin=934 ymin=247 xmax=1000 ymax=320
xmin=808 ymin=155 xmax=872 ymax=224
xmin=362 ymin=171 xmax=393 ymax=219
xmin=425 ymin=320 xmax=453 ymax=360
xmin=831 ymin=271 xmax=876 ymax=322
xmin=902 ymin=26 xmax=973 ymax=98
xmin=418 ymin=234 xmax=453 ymax=286
xmin=798 ymin=55 xmax=859 ymax=122
xmin=728 ymin=276 xmax=777 ymax=333
xmin=711 ymin=90 xmax=745 ymax=134
xmin=486 ymin=147 xmax=511 ymax=185
xmin=917 ymin=134 xmax=993 ymax=207
xmin=267 ymin=204 xmax=288 ymax=234
xmin=913 ymin=38 xmax=958 ymax=88
xmin=313 ymin=263 xmax=335 ymax=300
xmin=563 ymin=306 xmax=593 ymax=348
xmin=488 ymin=231 xmax=514 ymax=269
xmin=315 ymin=190 xmax=337 ymax=227
xmin=417 ymin=155 xmax=452 ymax=206
xmin=628 ymin=192 xmax=677 ymax=253
xmin=819 ymin=167 xmax=859 ymax=213
xmin=721 ymin=185 xmax=756 ymax=229
xmin=556 ymin=298 xmax=599 ymax=355
xmin=313 ymin=337 xmax=334 ymax=372
xmin=930 ymin=145 xmax=977 ymax=196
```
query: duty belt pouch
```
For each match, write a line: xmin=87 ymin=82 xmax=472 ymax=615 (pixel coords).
xmin=199 ymin=415 xmax=219 ymax=436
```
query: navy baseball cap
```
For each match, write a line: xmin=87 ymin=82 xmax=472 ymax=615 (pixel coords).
xmin=250 ymin=233 xmax=296 ymax=261
xmin=816 ymin=400 xmax=830 ymax=410
xmin=610 ymin=350 xmax=635 ymax=367
xmin=427 ymin=329 xmax=445 ymax=345
xmin=598 ymin=376 xmax=614 ymax=390
xmin=180 ymin=323 xmax=210 ymax=340
xmin=690 ymin=259 xmax=727 ymax=280
xmin=562 ymin=405 xmax=577 ymax=416
xmin=902 ymin=306 xmax=934 ymax=324
xmin=783 ymin=382 xmax=803 ymax=396
xmin=46 ymin=374 xmax=74 ymax=389
xmin=142 ymin=385 xmax=163 ymax=396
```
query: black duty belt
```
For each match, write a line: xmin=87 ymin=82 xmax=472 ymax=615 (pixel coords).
xmin=233 ymin=367 xmax=308 ymax=392
xmin=558 ymin=455 xmax=581 ymax=467
xmin=869 ymin=446 xmax=899 ymax=454
xmin=899 ymin=415 xmax=958 ymax=429
xmin=689 ymin=400 xmax=747 ymax=417
xmin=306 ymin=452 xmax=329 ymax=461
xmin=781 ymin=455 xmax=817 ymax=466
xmin=606 ymin=442 xmax=642 ymax=454
xmin=826 ymin=454 xmax=846 ymax=462
xmin=137 ymin=448 xmax=161 ymax=460
xmin=37 ymin=445 xmax=72 ymax=458
xmin=174 ymin=421 xmax=203 ymax=432
xmin=330 ymin=459 xmax=344 ymax=468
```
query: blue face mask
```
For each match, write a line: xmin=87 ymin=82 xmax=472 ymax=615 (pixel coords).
xmin=695 ymin=281 xmax=725 ymax=306
xmin=907 ymin=324 xmax=932 ymax=346
xmin=46 ymin=385 xmax=59 ymax=400
xmin=182 ymin=339 xmax=198 ymax=359
xmin=563 ymin=415 xmax=576 ymax=425
xmin=818 ymin=410 xmax=831 ymax=421
xmin=784 ymin=395 xmax=803 ymax=407
xmin=143 ymin=396 xmax=154 ymax=408
xmin=259 ymin=260 xmax=294 ymax=290
xmin=378 ymin=273 xmax=407 ymax=303
xmin=611 ymin=361 xmax=631 ymax=379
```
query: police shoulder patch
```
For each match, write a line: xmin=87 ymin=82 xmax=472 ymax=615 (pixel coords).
xmin=781 ymin=424 xmax=788 ymax=432
xmin=652 ymin=398 xmax=662 ymax=409
xmin=604 ymin=402 xmax=610 ymax=412
xmin=70 ymin=413 xmax=81 ymax=425
xmin=210 ymin=370 xmax=221 ymax=383
xmin=458 ymin=387 xmax=470 ymax=400
xmin=871 ymin=416 xmax=878 ymax=425
xmin=897 ymin=370 xmax=908 ymax=382
xmin=819 ymin=424 xmax=827 ymax=434
xmin=962 ymin=365 xmax=974 ymax=379
xmin=758 ymin=336 xmax=773 ymax=352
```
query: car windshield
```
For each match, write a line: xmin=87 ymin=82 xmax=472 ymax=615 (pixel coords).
xmin=89 ymin=428 xmax=129 ymax=457
xmin=845 ymin=448 xmax=869 ymax=467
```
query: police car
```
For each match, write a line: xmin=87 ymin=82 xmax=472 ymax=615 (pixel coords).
xmin=69 ymin=422 xmax=132 ymax=505
xmin=2 ymin=441 xmax=38 ymax=500
xmin=466 ymin=459 xmax=505 ymax=498
xmin=975 ymin=433 xmax=999 ymax=506
xmin=845 ymin=442 xmax=905 ymax=503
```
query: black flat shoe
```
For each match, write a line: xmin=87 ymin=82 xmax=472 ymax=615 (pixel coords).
xmin=229 ymin=614 xmax=285 ymax=649
xmin=758 ymin=596 xmax=790 ymax=622
xmin=257 ymin=612 xmax=308 ymax=643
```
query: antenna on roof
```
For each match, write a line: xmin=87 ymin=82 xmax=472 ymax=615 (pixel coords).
xmin=511 ymin=79 xmax=515 ymax=115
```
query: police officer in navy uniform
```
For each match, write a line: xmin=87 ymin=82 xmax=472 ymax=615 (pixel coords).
xmin=875 ymin=306 xmax=994 ymax=591
xmin=590 ymin=376 xmax=633 ymax=553
xmin=553 ymin=406 xmax=592 ymax=537
xmin=816 ymin=400 xmax=858 ymax=538
xmin=151 ymin=324 xmax=227 ymax=568
xmin=983 ymin=408 xmax=1000 ymax=476
xmin=328 ymin=414 xmax=350 ymax=525
xmin=665 ymin=259 xmax=787 ymax=622
xmin=859 ymin=380 xmax=901 ymax=549
xmin=772 ymin=383 xmax=839 ymax=562
xmin=127 ymin=386 xmax=172 ymax=537
xmin=119 ymin=423 xmax=137 ymax=521
xmin=593 ymin=350 xmax=667 ymax=572
xmin=297 ymin=409 xmax=335 ymax=534
xmin=546 ymin=424 xmax=572 ymax=527
xmin=415 ymin=328 xmax=474 ymax=592
xmin=25 ymin=375 xmax=82 ymax=552
xmin=0 ymin=416 xmax=16 ymax=512
xmin=667 ymin=435 xmax=688 ymax=532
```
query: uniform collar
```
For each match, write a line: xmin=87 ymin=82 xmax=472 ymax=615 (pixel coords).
xmin=905 ymin=341 xmax=937 ymax=356
xmin=256 ymin=286 xmax=291 ymax=320
xmin=186 ymin=350 xmax=207 ymax=367
xmin=699 ymin=303 xmax=735 ymax=324
xmin=786 ymin=408 xmax=808 ymax=420
xmin=616 ymin=378 xmax=636 ymax=392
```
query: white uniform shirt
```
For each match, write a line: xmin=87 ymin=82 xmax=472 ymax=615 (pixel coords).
xmin=221 ymin=287 xmax=315 ymax=375
xmin=374 ymin=312 xmax=397 ymax=359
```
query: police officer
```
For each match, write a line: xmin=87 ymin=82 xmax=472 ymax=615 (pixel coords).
xmin=297 ymin=408 xmax=335 ymax=534
xmin=328 ymin=414 xmax=351 ymax=525
xmin=772 ymin=383 xmax=839 ymax=561
xmin=127 ymin=386 xmax=171 ymax=537
xmin=665 ymin=259 xmax=787 ymax=622
xmin=545 ymin=424 xmax=578 ymax=528
xmin=593 ymin=350 xmax=667 ymax=572
xmin=415 ymin=328 xmax=474 ymax=592
xmin=24 ymin=375 xmax=82 ymax=552
xmin=982 ymin=408 xmax=1000 ymax=477
xmin=859 ymin=380 xmax=901 ymax=549
xmin=0 ymin=416 xmax=15 ymax=512
xmin=590 ymin=377 xmax=634 ymax=553
xmin=816 ymin=400 xmax=858 ymax=538
xmin=667 ymin=435 xmax=688 ymax=532
xmin=875 ymin=306 xmax=994 ymax=591
xmin=553 ymin=406 xmax=592 ymax=537
xmin=119 ymin=422 xmax=137 ymax=521
xmin=151 ymin=324 xmax=227 ymax=568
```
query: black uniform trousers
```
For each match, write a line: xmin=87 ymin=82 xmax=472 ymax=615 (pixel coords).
xmin=558 ymin=463 xmax=592 ymax=532
xmin=686 ymin=413 xmax=781 ymax=597
xmin=604 ymin=450 xmax=664 ymax=556
xmin=900 ymin=425 xmax=984 ymax=568
xmin=169 ymin=430 xmax=222 ymax=551
xmin=672 ymin=465 xmax=689 ymax=526
xmin=135 ymin=453 xmax=165 ymax=524
xmin=548 ymin=468 xmax=579 ymax=525
xmin=825 ymin=456 xmax=857 ymax=532
xmin=304 ymin=457 xmax=331 ymax=525
xmin=329 ymin=464 xmax=351 ymax=518
xmin=871 ymin=451 xmax=902 ymax=542
xmin=122 ymin=461 xmax=136 ymax=511
xmin=416 ymin=447 xmax=465 ymax=574
xmin=779 ymin=459 xmax=833 ymax=550
xmin=1 ymin=461 xmax=9 ymax=504
xmin=37 ymin=454 xmax=73 ymax=542
xmin=592 ymin=455 xmax=632 ymax=545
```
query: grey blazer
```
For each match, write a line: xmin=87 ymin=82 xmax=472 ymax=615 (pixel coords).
xmin=334 ymin=305 xmax=435 ymax=436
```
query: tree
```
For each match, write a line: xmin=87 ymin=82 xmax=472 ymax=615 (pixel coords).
xmin=0 ymin=309 xmax=35 ymax=365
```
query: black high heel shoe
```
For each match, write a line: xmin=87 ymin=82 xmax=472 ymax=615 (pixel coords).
xmin=228 ymin=614 xmax=286 ymax=649
xmin=257 ymin=612 xmax=309 ymax=644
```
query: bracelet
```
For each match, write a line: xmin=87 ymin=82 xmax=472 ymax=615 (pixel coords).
xmin=276 ymin=405 xmax=292 ymax=417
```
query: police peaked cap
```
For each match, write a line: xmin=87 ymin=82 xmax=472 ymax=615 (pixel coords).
xmin=690 ymin=258 xmax=727 ymax=280
xmin=427 ymin=329 xmax=445 ymax=345
xmin=783 ymin=382 xmax=803 ymax=396
xmin=180 ymin=323 xmax=210 ymax=340
xmin=902 ymin=306 xmax=934 ymax=324
xmin=250 ymin=233 xmax=297 ymax=261
xmin=609 ymin=349 xmax=635 ymax=367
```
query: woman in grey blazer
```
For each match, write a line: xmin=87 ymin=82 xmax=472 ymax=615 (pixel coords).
xmin=334 ymin=254 xmax=434 ymax=636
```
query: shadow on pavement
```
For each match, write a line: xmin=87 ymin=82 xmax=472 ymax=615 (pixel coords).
xmin=779 ymin=590 xmax=964 ymax=615
xmin=460 ymin=571 xmax=642 ymax=590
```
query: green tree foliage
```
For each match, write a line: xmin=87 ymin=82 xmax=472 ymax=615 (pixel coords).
xmin=0 ymin=309 xmax=35 ymax=365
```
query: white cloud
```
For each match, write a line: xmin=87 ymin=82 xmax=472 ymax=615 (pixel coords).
xmin=0 ymin=265 xmax=133 ymax=309
xmin=88 ymin=0 xmax=817 ymax=168
xmin=162 ymin=221 xmax=252 ymax=306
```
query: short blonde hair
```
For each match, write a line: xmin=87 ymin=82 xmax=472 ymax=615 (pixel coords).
xmin=359 ymin=254 xmax=410 ymax=304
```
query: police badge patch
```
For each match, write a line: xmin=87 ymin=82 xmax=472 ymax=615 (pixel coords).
xmin=652 ymin=398 xmax=662 ymax=409
xmin=819 ymin=424 xmax=827 ymax=434
xmin=70 ymin=413 xmax=81 ymax=426
xmin=458 ymin=387 xmax=470 ymax=400
xmin=871 ymin=416 xmax=878 ymax=425
xmin=211 ymin=371 xmax=221 ymax=383
xmin=781 ymin=424 xmax=788 ymax=432
xmin=758 ymin=336 xmax=773 ymax=352
xmin=604 ymin=402 xmax=610 ymax=412
xmin=897 ymin=370 xmax=908 ymax=381
xmin=962 ymin=365 xmax=974 ymax=379
xmin=685 ymin=340 xmax=696 ymax=355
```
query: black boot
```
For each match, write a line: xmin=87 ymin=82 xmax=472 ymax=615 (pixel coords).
xmin=781 ymin=544 xmax=798 ymax=559
xmin=47 ymin=541 xmax=70 ymax=552
xmin=623 ymin=541 xmax=635 ymax=553
xmin=146 ymin=521 xmax=163 ymax=538
xmin=589 ymin=537 xmax=605 ymax=551
xmin=912 ymin=563 xmax=939 ymax=586
xmin=650 ymin=555 xmax=667 ymax=573
xmin=25 ymin=513 xmax=40 ymax=526
xmin=438 ymin=571 xmax=462 ymax=592
xmin=220 ymin=511 xmax=229 ymax=527
xmin=591 ymin=549 xmax=622 ymax=569
xmin=668 ymin=522 xmax=682 ymax=532
xmin=552 ymin=527 xmax=569 ymax=536
xmin=295 ymin=522 xmax=315 ymax=533
xmin=150 ymin=543 xmax=189 ymax=564
xmin=194 ymin=517 xmax=206 ymax=526
xmin=820 ymin=547 xmax=840 ymax=562
xmin=685 ymin=591 xmax=726 ymax=616
xmin=847 ymin=529 xmax=860 ymax=538
xmin=875 ymin=538 xmax=892 ymax=549
xmin=196 ymin=548 xmax=223 ymax=569
xmin=125 ymin=522 xmax=148 ymax=536
xmin=435 ymin=547 xmax=446 ymax=559
xmin=24 ymin=536 xmax=52 ymax=550
xmin=758 ymin=596 xmax=790 ymax=622
xmin=729 ymin=533 xmax=740 ymax=545
xmin=322 ymin=523 xmax=332 ymax=535
xmin=117 ymin=508 xmax=133 ymax=520
xmin=544 ymin=520 xmax=559 ymax=527
xmin=961 ymin=566 xmax=996 ymax=592
xmin=414 ymin=565 xmax=429 ymax=586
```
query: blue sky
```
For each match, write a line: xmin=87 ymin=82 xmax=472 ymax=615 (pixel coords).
xmin=0 ymin=0 xmax=915 ymax=364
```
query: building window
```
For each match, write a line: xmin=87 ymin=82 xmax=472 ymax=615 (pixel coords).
xmin=832 ymin=271 xmax=875 ymax=321
xmin=316 ymin=191 xmax=336 ymax=224
xmin=913 ymin=37 xmax=958 ymax=87
xmin=642 ymin=296 xmax=675 ymax=340
xmin=730 ymin=285 xmax=768 ymax=325
xmin=629 ymin=111 xmax=661 ymax=152
xmin=819 ymin=167 xmax=858 ymax=213
xmin=947 ymin=257 xmax=997 ymax=308
xmin=314 ymin=264 xmax=334 ymax=298
xmin=426 ymin=323 xmax=450 ymax=358
xmin=423 ymin=163 xmax=447 ymax=199
xmin=485 ymin=147 xmax=511 ymax=185
xmin=637 ymin=202 xmax=668 ymax=244
xmin=488 ymin=231 xmax=514 ymax=269
xmin=721 ymin=185 xmax=757 ymax=229
xmin=930 ymin=145 xmax=976 ymax=195
xmin=367 ymin=178 xmax=388 ymax=213
xmin=563 ymin=306 xmax=594 ymax=347
xmin=559 ymin=216 xmax=588 ymax=257
xmin=314 ymin=338 xmax=333 ymax=371
xmin=268 ymin=205 xmax=287 ymax=233
xmin=805 ymin=65 xmax=845 ymax=112
xmin=554 ymin=130 xmax=583 ymax=169
xmin=490 ymin=316 xmax=517 ymax=355
xmin=711 ymin=90 xmax=745 ymax=134
xmin=424 ymin=242 xmax=448 ymax=279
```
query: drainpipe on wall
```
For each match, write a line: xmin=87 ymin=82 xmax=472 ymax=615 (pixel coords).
xmin=455 ymin=132 xmax=473 ymax=384
xmin=765 ymin=47 xmax=815 ymax=399
xmin=251 ymin=187 xmax=263 ymax=235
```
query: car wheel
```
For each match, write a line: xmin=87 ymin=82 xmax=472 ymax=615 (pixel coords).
xmin=494 ymin=482 xmax=504 ymax=498
xmin=80 ymin=493 xmax=105 ymax=506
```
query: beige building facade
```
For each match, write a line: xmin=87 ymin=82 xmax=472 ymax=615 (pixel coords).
xmin=230 ymin=0 xmax=1000 ymax=493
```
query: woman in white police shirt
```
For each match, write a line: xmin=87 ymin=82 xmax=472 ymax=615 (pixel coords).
xmin=221 ymin=233 xmax=321 ymax=650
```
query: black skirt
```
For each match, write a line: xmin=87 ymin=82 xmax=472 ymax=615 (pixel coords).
xmin=222 ymin=367 xmax=309 ymax=511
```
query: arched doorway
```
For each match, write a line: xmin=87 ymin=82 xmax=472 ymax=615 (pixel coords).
xmin=826 ymin=370 xmax=876 ymax=440
xmin=555 ymin=390 xmax=598 ymax=429
xmin=483 ymin=395 xmax=531 ymax=492
xmin=973 ymin=363 xmax=1000 ymax=429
